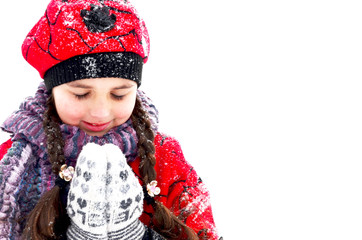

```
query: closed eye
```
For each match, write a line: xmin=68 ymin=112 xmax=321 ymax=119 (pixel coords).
xmin=112 ymin=94 xmax=125 ymax=100
xmin=75 ymin=93 xmax=90 ymax=100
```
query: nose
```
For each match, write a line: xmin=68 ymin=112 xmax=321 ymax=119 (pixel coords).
xmin=89 ymin=97 xmax=111 ymax=120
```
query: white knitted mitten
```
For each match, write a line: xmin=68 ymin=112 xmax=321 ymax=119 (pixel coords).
xmin=66 ymin=143 xmax=145 ymax=239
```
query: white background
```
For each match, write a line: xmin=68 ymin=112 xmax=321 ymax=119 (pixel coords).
xmin=1 ymin=0 xmax=362 ymax=239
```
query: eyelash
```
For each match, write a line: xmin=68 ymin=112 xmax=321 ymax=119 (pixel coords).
xmin=111 ymin=94 xmax=125 ymax=100
xmin=75 ymin=93 xmax=89 ymax=100
xmin=74 ymin=93 xmax=124 ymax=100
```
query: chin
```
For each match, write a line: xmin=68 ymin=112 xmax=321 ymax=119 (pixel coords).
xmin=84 ymin=130 xmax=109 ymax=137
xmin=79 ymin=127 xmax=110 ymax=137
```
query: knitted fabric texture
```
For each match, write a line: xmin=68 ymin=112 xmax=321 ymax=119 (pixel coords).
xmin=0 ymin=136 xmax=221 ymax=239
xmin=0 ymin=82 xmax=158 ymax=238
xmin=22 ymin=0 xmax=150 ymax=89
xmin=66 ymin=143 xmax=145 ymax=239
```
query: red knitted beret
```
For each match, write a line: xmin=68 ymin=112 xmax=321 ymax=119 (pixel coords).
xmin=22 ymin=0 xmax=150 ymax=90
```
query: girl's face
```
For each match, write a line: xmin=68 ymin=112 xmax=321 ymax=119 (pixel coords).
xmin=52 ymin=77 xmax=137 ymax=137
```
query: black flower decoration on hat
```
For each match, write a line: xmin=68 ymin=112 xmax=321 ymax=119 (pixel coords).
xmin=81 ymin=4 xmax=116 ymax=33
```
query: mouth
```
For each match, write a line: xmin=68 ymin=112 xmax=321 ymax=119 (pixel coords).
xmin=82 ymin=121 xmax=111 ymax=132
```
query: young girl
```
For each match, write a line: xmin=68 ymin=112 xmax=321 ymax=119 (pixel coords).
xmin=0 ymin=0 xmax=220 ymax=239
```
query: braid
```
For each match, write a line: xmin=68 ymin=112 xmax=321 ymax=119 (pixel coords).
xmin=43 ymin=95 xmax=66 ymax=174
xmin=131 ymin=97 xmax=156 ymax=184
xmin=131 ymin=97 xmax=198 ymax=240
xmin=22 ymin=95 xmax=69 ymax=239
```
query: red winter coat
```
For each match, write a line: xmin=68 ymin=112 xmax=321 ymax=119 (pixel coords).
xmin=0 ymin=133 xmax=219 ymax=239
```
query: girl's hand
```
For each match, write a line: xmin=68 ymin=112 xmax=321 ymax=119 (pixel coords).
xmin=66 ymin=143 xmax=145 ymax=239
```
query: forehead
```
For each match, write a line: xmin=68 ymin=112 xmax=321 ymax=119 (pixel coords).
xmin=65 ymin=78 xmax=136 ymax=89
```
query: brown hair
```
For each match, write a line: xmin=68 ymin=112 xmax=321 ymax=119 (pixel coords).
xmin=131 ymin=98 xmax=198 ymax=239
xmin=22 ymin=95 xmax=198 ymax=239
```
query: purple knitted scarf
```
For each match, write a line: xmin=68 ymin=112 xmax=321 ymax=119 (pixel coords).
xmin=0 ymin=82 xmax=158 ymax=239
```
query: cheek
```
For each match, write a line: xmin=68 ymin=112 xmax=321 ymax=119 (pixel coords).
xmin=113 ymin=97 xmax=136 ymax=123
xmin=56 ymin=99 xmax=86 ymax=125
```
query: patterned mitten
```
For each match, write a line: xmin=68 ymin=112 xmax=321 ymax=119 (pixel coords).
xmin=66 ymin=143 xmax=145 ymax=239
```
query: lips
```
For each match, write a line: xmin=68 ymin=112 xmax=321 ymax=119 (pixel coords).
xmin=82 ymin=121 xmax=111 ymax=132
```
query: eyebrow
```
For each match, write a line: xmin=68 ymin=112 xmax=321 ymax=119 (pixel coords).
xmin=67 ymin=82 xmax=134 ymax=90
